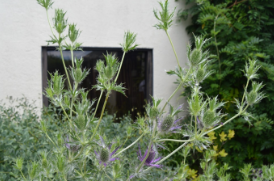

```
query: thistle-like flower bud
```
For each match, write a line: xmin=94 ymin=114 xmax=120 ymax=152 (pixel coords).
xmin=196 ymin=68 xmax=205 ymax=83
xmin=53 ymin=9 xmax=67 ymax=34
xmin=120 ymin=31 xmax=138 ymax=53
xmin=246 ymin=91 xmax=257 ymax=105
xmin=153 ymin=0 xmax=175 ymax=31
xmin=189 ymin=48 xmax=202 ymax=66
xmin=203 ymin=110 xmax=215 ymax=127
xmin=42 ymin=158 xmax=48 ymax=169
xmin=29 ymin=162 xmax=39 ymax=180
xmin=75 ymin=114 xmax=86 ymax=130
xmin=159 ymin=115 xmax=173 ymax=132
xmin=68 ymin=24 xmax=81 ymax=43
xmin=104 ymin=66 xmax=114 ymax=80
xmin=75 ymin=68 xmax=83 ymax=83
xmin=57 ymin=133 xmax=63 ymax=147
xmin=45 ymin=87 xmax=54 ymax=99
xmin=99 ymin=148 xmax=110 ymax=163
xmin=57 ymin=155 xmax=65 ymax=172
xmin=150 ymin=107 xmax=159 ymax=119
xmin=49 ymin=71 xmax=64 ymax=96
xmin=37 ymin=0 xmax=53 ymax=10
xmin=40 ymin=120 xmax=47 ymax=133
xmin=15 ymin=158 xmax=23 ymax=171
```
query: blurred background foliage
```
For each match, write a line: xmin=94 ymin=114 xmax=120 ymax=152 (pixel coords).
xmin=165 ymin=0 xmax=274 ymax=179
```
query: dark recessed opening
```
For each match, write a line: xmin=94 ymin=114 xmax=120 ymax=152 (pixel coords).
xmin=42 ymin=47 xmax=153 ymax=118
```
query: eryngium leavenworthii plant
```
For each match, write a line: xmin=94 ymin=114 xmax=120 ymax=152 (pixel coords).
xmin=15 ymin=0 xmax=264 ymax=180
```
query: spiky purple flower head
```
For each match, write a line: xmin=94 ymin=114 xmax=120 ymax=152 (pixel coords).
xmin=158 ymin=116 xmax=182 ymax=134
xmin=65 ymin=136 xmax=80 ymax=153
xmin=95 ymin=136 xmax=119 ymax=167
xmin=138 ymin=145 xmax=162 ymax=168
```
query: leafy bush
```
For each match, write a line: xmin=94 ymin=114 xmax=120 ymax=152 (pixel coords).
xmin=176 ymin=0 xmax=274 ymax=179
xmin=2 ymin=0 xmax=268 ymax=180
xmin=0 ymin=97 xmax=56 ymax=181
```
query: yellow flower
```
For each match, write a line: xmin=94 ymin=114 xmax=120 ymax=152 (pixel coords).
xmin=207 ymin=131 xmax=217 ymax=141
xmin=187 ymin=168 xmax=198 ymax=179
xmin=219 ymin=131 xmax=227 ymax=142
xmin=219 ymin=149 xmax=228 ymax=157
xmin=213 ymin=145 xmax=218 ymax=151
xmin=228 ymin=130 xmax=235 ymax=140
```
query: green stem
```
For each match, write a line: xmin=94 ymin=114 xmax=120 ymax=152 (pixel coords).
xmin=241 ymin=78 xmax=250 ymax=105
xmin=160 ymin=82 xmax=182 ymax=113
xmin=90 ymin=91 xmax=110 ymax=141
xmin=46 ymin=10 xmax=54 ymax=37
xmin=114 ymin=51 xmax=126 ymax=83
xmin=20 ymin=170 xmax=27 ymax=181
xmin=114 ymin=133 xmax=144 ymax=157
xmin=121 ymin=137 xmax=129 ymax=148
xmin=144 ymin=141 xmax=191 ymax=173
xmin=157 ymin=139 xmax=189 ymax=142
xmin=165 ymin=30 xmax=181 ymax=68
xmin=90 ymin=91 xmax=103 ymax=123
xmin=202 ymin=111 xmax=243 ymax=137
xmin=59 ymin=42 xmax=72 ymax=91
xmin=45 ymin=133 xmax=57 ymax=147
xmin=136 ymin=139 xmax=153 ymax=172
xmin=104 ymin=170 xmax=114 ymax=181
xmin=59 ymin=102 xmax=71 ymax=122
xmin=70 ymin=47 xmax=75 ymax=68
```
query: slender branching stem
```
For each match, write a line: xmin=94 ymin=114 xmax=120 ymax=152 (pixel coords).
xmin=136 ymin=139 xmax=153 ymax=172
xmin=121 ymin=137 xmax=129 ymax=148
xmin=114 ymin=51 xmax=126 ymax=83
xmin=70 ymin=47 xmax=75 ymax=68
xmin=195 ymin=115 xmax=197 ymax=135
xmin=70 ymin=83 xmax=78 ymax=122
xmin=45 ymin=132 xmax=57 ymax=147
xmin=104 ymin=170 xmax=114 ymax=181
xmin=160 ymin=67 xmax=191 ymax=114
xmin=165 ymin=30 xmax=181 ymax=69
xmin=144 ymin=141 xmax=192 ymax=173
xmin=59 ymin=102 xmax=71 ymax=122
xmin=20 ymin=170 xmax=27 ymax=181
xmin=46 ymin=10 xmax=54 ymax=37
xmin=136 ymin=119 xmax=157 ymax=173
xmin=157 ymin=139 xmax=189 ymax=142
xmin=59 ymin=41 xmax=72 ymax=91
xmin=91 ymin=91 xmax=103 ymax=122
xmin=241 ymin=78 xmax=250 ymax=105
xmin=161 ymin=82 xmax=182 ymax=113
xmin=114 ymin=133 xmax=144 ymax=157
xmin=90 ymin=91 xmax=110 ymax=141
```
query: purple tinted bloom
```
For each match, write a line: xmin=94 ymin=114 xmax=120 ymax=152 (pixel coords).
xmin=65 ymin=136 xmax=80 ymax=152
xmin=158 ymin=116 xmax=182 ymax=134
xmin=95 ymin=136 xmax=119 ymax=167
xmin=138 ymin=145 xmax=162 ymax=168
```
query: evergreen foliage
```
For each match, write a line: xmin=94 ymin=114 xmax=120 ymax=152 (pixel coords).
xmin=177 ymin=0 xmax=274 ymax=179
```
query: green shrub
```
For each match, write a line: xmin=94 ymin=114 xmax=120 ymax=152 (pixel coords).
xmin=175 ymin=0 xmax=274 ymax=179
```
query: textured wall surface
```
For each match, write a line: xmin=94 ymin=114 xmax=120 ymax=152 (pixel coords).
xmin=0 ymin=0 xmax=190 ymax=112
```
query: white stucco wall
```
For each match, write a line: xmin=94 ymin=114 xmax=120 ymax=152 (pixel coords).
xmin=0 ymin=0 xmax=190 ymax=112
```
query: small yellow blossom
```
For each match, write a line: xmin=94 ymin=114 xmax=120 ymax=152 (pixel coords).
xmin=207 ymin=131 xmax=217 ymax=141
xmin=228 ymin=130 xmax=235 ymax=140
xmin=219 ymin=131 xmax=227 ymax=142
xmin=187 ymin=168 xmax=198 ymax=179
xmin=213 ymin=145 xmax=218 ymax=151
xmin=219 ymin=149 xmax=228 ymax=157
